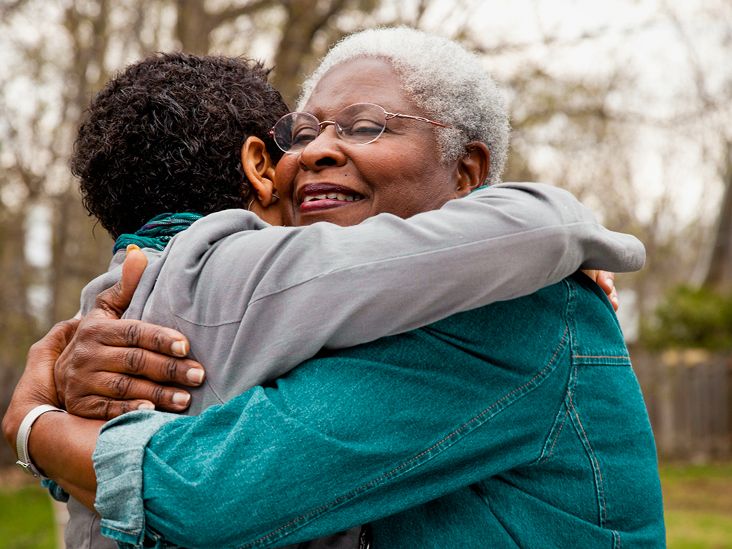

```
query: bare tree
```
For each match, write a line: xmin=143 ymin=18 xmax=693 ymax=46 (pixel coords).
xmin=705 ymin=143 xmax=732 ymax=291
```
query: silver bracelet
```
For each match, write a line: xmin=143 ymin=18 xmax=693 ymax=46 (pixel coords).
xmin=15 ymin=404 xmax=68 ymax=478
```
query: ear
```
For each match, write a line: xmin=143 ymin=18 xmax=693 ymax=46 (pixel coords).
xmin=241 ymin=136 xmax=277 ymax=206
xmin=454 ymin=141 xmax=491 ymax=197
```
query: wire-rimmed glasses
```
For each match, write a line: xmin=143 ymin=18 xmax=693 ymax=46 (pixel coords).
xmin=269 ymin=102 xmax=449 ymax=154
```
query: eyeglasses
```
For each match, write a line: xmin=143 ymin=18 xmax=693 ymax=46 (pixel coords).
xmin=269 ymin=102 xmax=449 ymax=154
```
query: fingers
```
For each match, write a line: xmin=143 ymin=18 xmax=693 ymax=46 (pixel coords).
xmin=597 ymin=271 xmax=618 ymax=311
xmin=65 ymin=371 xmax=197 ymax=419
xmin=63 ymin=322 xmax=204 ymax=386
xmin=98 ymin=374 xmax=191 ymax=411
xmin=120 ymin=246 xmax=148 ymax=302
xmin=610 ymin=286 xmax=619 ymax=311
xmin=90 ymin=246 xmax=148 ymax=319
xmin=68 ymin=393 xmax=177 ymax=421
xmin=72 ymin=372 xmax=191 ymax=417
xmin=120 ymin=349 xmax=205 ymax=386
xmin=79 ymin=317 xmax=191 ymax=360
xmin=580 ymin=270 xmax=619 ymax=311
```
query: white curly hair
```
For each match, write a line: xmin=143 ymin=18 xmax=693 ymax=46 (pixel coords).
xmin=297 ymin=27 xmax=510 ymax=185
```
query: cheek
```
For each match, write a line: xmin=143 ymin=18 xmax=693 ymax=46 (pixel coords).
xmin=274 ymin=156 xmax=299 ymax=193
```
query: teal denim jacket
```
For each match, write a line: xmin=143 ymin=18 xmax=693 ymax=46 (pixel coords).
xmin=94 ymin=274 xmax=665 ymax=548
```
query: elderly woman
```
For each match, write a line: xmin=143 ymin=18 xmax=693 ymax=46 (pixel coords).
xmin=4 ymin=28 xmax=663 ymax=548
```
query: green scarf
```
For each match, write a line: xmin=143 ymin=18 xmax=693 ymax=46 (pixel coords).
xmin=113 ymin=212 xmax=203 ymax=254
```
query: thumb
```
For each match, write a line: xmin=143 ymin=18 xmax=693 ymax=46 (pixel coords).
xmin=91 ymin=245 xmax=148 ymax=319
xmin=121 ymin=245 xmax=148 ymax=299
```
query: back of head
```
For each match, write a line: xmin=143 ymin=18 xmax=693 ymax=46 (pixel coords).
xmin=72 ymin=52 xmax=289 ymax=238
xmin=298 ymin=27 xmax=510 ymax=185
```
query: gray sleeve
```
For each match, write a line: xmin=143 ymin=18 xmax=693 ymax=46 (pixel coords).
xmin=154 ymin=182 xmax=644 ymax=390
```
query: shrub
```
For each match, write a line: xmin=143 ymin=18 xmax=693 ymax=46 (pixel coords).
xmin=640 ymin=285 xmax=732 ymax=350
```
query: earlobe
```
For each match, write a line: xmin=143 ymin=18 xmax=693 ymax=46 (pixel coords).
xmin=241 ymin=137 xmax=277 ymax=207
xmin=455 ymin=141 xmax=491 ymax=196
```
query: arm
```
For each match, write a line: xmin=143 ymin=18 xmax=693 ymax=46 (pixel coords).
xmin=152 ymin=182 xmax=642 ymax=387
xmin=91 ymin=297 xmax=573 ymax=548
xmin=0 ymin=319 xmax=101 ymax=508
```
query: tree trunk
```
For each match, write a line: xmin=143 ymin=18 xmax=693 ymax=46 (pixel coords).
xmin=704 ymin=142 xmax=732 ymax=292
xmin=174 ymin=0 xmax=212 ymax=54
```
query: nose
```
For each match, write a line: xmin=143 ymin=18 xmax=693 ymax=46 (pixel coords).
xmin=298 ymin=124 xmax=347 ymax=171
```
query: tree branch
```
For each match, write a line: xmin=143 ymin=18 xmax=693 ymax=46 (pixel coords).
xmin=210 ymin=0 xmax=274 ymax=28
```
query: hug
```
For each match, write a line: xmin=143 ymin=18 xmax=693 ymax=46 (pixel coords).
xmin=4 ymin=27 xmax=663 ymax=548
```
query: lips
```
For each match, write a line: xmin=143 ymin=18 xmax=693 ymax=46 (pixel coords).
xmin=296 ymin=183 xmax=365 ymax=213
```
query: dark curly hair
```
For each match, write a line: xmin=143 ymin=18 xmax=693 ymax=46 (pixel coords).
xmin=71 ymin=52 xmax=289 ymax=238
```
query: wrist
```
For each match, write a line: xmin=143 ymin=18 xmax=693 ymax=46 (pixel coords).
xmin=14 ymin=404 xmax=68 ymax=478
xmin=2 ymin=394 xmax=56 ymax=450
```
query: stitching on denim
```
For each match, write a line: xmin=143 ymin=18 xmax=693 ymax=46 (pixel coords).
xmin=540 ymin=333 xmax=577 ymax=465
xmin=536 ymin=397 xmax=571 ymax=465
xmin=565 ymin=276 xmax=609 ymax=527
xmin=545 ymin=406 xmax=570 ymax=462
xmin=567 ymin=380 xmax=608 ymax=527
xmin=572 ymin=355 xmax=629 ymax=359
xmin=241 ymin=327 xmax=571 ymax=548
xmin=613 ymin=530 xmax=622 ymax=549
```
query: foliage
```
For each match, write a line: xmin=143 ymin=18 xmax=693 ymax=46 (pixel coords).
xmin=0 ymin=484 xmax=55 ymax=548
xmin=640 ymin=285 xmax=732 ymax=350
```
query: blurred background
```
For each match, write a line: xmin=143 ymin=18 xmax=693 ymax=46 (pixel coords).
xmin=0 ymin=0 xmax=730 ymax=547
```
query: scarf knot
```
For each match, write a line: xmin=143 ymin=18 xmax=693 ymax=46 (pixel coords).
xmin=113 ymin=212 xmax=203 ymax=254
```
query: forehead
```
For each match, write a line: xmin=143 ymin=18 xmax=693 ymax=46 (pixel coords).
xmin=303 ymin=57 xmax=419 ymax=116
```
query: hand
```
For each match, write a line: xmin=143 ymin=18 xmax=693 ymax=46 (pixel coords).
xmin=2 ymin=318 xmax=78 ymax=449
xmin=582 ymin=269 xmax=618 ymax=311
xmin=54 ymin=246 xmax=206 ymax=420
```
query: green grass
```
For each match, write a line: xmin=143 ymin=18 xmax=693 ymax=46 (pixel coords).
xmin=0 ymin=483 xmax=55 ymax=549
xmin=0 ymin=464 xmax=730 ymax=548
xmin=661 ymin=463 xmax=732 ymax=549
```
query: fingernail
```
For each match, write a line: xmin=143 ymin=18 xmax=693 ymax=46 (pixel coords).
xmin=171 ymin=340 xmax=188 ymax=357
xmin=173 ymin=392 xmax=190 ymax=406
xmin=126 ymin=244 xmax=140 ymax=254
xmin=186 ymin=368 xmax=205 ymax=384
xmin=138 ymin=402 xmax=155 ymax=410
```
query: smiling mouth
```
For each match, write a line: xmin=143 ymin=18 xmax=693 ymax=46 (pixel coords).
xmin=297 ymin=184 xmax=365 ymax=213
xmin=303 ymin=193 xmax=361 ymax=203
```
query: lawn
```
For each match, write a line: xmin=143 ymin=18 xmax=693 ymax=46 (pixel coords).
xmin=0 ymin=464 xmax=730 ymax=548
xmin=661 ymin=463 xmax=732 ymax=548
xmin=0 ymin=482 xmax=55 ymax=549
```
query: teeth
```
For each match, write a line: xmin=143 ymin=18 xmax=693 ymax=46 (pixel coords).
xmin=303 ymin=193 xmax=361 ymax=203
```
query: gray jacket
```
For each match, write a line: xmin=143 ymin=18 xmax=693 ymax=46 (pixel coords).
xmin=64 ymin=183 xmax=644 ymax=548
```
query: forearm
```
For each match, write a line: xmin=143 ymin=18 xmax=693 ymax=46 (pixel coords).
xmin=94 ymin=321 xmax=569 ymax=547
xmin=29 ymin=412 xmax=101 ymax=505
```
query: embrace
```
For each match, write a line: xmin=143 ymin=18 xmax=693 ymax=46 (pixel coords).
xmin=3 ymin=27 xmax=664 ymax=548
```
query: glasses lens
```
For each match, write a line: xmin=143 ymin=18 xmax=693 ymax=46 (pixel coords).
xmin=272 ymin=112 xmax=320 ymax=153
xmin=335 ymin=103 xmax=387 ymax=144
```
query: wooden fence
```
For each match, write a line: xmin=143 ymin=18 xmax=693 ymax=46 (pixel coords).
xmin=630 ymin=347 xmax=732 ymax=461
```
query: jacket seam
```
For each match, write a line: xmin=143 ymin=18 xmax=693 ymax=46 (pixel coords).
xmin=534 ymin=279 xmax=573 ymax=465
xmin=566 ymin=277 xmax=609 ymax=528
xmin=537 ymin=403 xmax=570 ymax=464
xmin=240 ymin=327 xmax=571 ymax=548
xmin=567 ymin=383 xmax=608 ymax=527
